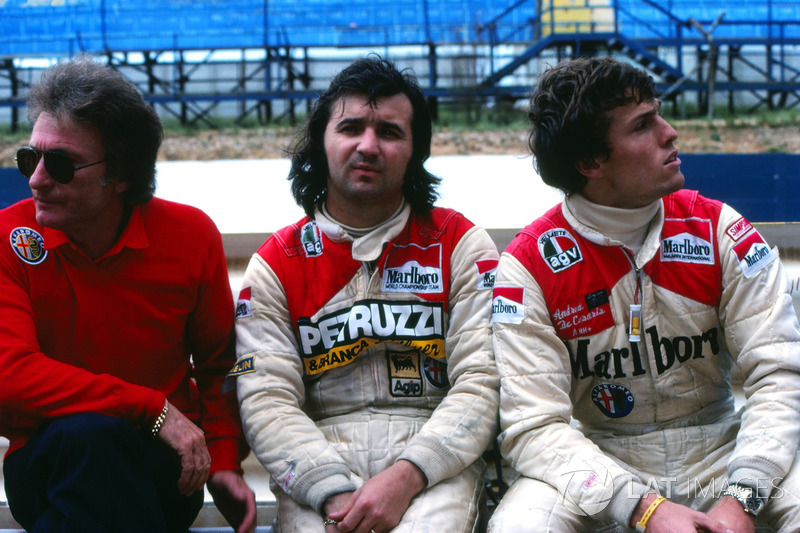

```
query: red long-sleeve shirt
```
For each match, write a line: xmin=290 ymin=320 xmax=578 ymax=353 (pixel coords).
xmin=0 ymin=197 xmax=247 ymax=474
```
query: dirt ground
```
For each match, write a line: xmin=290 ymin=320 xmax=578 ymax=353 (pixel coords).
xmin=2 ymin=121 xmax=798 ymax=163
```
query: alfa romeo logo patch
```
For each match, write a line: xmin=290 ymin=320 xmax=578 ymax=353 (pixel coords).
xmin=10 ymin=227 xmax=47 ymax=265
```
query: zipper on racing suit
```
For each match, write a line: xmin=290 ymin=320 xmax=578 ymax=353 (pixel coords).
xmin=622 ymin=248 xmax=643 ymax=343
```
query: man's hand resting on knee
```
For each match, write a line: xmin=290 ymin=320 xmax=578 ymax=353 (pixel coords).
xmin=323 ymin=460 xmax=427 ymax=533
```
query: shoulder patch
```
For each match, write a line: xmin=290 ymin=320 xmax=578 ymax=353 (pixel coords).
xmin=538 ymin=228 xmax=583 ymax=273
xmin=235 ymin=286 xmax=252 ymax=319
xmin=733 ymin=230 xmax=777 ymax=278
xmin=475 ymin=258 xmax=498 ymax=290
xmin=725 ymin=216 xmax=754 ymax=242
xmin=492 ymin=286 xmax=525 ymax=324
xmin=10 ymin=227 xmax=47 ymax=265
xmin=300 ymin=221 xmax=323 ymax=257
xmin=227 ymin=355 xmax=256 ymax=378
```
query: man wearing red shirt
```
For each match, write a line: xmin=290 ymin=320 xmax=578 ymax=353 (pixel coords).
xmin=0 ymin=55 xmax=255 ymax=533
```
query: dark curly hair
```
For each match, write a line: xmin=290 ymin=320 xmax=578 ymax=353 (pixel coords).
xmin=27 ymin=54 xmax=162 ymax=207
xmin=288 ymin=55 xmax=439 ymax=217
xmin=528 ymin=56 xmax=656 ymax=196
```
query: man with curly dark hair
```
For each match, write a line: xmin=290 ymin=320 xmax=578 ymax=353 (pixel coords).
xmin=233 ymin=55 xmax=500 ymax=533
xmin=490 ymin=56 xmax=800 ymax=533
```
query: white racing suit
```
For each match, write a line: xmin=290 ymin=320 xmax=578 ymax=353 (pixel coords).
xmin=234 ymin=204 xmax=500 ymax=532
xmin=489 ymin=190 xmax=800 ymax=531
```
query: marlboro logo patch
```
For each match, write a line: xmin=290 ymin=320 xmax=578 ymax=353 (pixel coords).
xmin=381 ymin=243 xmax=443 ymax=294
xmin=660 ymin=217 xmax=714 ymax=265
xmin=492 ymin=286 xmax=525 ymax=324
xmin=733 ymin=230 xmax=777 ymax=278
xmin=475 ymin=259 xmax=498 ymax=290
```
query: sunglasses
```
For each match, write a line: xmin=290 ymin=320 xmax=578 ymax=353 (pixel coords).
xmin=15 ymin=147 xmax=105 ymax=184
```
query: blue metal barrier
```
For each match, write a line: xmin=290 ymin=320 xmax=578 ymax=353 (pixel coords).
xmin=681 ymin=154 xmax=800 ymax=223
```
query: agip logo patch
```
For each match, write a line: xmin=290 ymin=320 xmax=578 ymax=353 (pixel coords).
xmin=10 ymin=227 xmax=47 ymax=265
xmin=388 ymin=350 xmax=423 ymax=397
xmin=538 ymin=229 xmax=582 ymax=273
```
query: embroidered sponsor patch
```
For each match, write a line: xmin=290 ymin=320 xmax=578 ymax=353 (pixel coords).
xmin=539 ymin=228 xmax=583 ymax=273
xmin=235 ymin=286 xmax=252 ymax=319
xmin=725 ymin=216 xmax=754 ymax=242
xmin=381 ymin=243 xmax=443 ymax=294
xmin=660 ymin=218 xmax=714 ymax=265
xmin=551 ymin=289 xmax=614 ymax=340
xmin=491 ymin=286 xmax=525 ymax=324
xmin=227 ymin=355 xmax=256 ymax=378
xmin=475 ymin=258 xmax=498 ymax=290
xmin=300 ymin=221 xmax=323 ymax=257
xmin=10 ymin=227 xmax=47 ymax=265
xmin=222 ymin=355 xmax=256 ymax=392
xmin=388 ymin=350 xmax=423 ymax=397
xmin=591 ymin=383 xmax=634 ymax=418
xmin=423 ymin=356 xmax=449 ymax=389
xmin=297 ymin=299 xmax=445 ymax=375
xmin=733 ymin=230 xmax=777 ymax=278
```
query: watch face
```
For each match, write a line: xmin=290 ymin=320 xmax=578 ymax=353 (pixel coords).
xmin=746 ymin=493 xmax=763 ymax=513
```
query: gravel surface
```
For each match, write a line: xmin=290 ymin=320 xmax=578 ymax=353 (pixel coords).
xmin=2 ymin=121 xmax=798 ymax=163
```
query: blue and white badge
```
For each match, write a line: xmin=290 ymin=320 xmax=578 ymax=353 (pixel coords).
xmin=591 ymin=383 xmax=634 ymax=418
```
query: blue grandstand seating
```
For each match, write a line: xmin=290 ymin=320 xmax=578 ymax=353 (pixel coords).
xmin=1 ymin=0 xmax=797 ymax=58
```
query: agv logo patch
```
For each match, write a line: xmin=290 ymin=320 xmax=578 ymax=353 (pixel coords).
xmin=538 ymin=229 xmax=582 ymax=273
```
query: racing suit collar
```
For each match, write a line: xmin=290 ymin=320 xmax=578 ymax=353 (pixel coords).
xmin=315 ymin=200 xmax=411 ymax=262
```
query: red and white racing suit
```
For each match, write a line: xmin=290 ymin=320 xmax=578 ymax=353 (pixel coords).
xmin=490 ymin=190 xmax=800 ymax=531
xmin=234 ymin=203 xmax=500 ymax=532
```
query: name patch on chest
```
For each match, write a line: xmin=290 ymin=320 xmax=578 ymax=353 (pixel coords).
xmin=552 ymin=289 xmax=614 ymax=340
